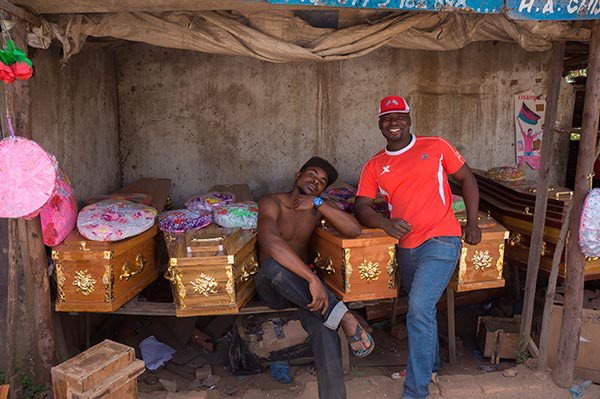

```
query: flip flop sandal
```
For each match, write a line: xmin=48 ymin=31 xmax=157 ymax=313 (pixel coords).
xmin=347 ymin=325 xmax=375 ymax=358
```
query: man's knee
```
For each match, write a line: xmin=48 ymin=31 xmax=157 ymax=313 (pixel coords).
xmin=408 ymin=295 xmax=436 ymax=321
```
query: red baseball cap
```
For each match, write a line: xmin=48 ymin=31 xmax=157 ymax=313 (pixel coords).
xmin=378 ymin=96 xmax=410 ymax=117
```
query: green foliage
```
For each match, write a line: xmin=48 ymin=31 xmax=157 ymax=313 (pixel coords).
xmin=0 ymin=369 xmax=48 ymax=399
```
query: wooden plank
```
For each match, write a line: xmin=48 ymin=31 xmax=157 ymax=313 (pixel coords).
xmin=11 ymin=0 xmax=343 ymax=14
xmin=538 ymin=203 xmax=572 ymax=371
xmin=553 ymin=21 xmax=600 ymax=388
xmin=519 ymin=40 xmax=565 ymax=351
xmin=447 ymin=287 xmax=456 ymax=364
xmin=0 ymin=218 xmax=7 ymax=370
xmin=0 ymin=0 xmax=40 ymax=26
xmin=114 ymin=177 xmax=172 ymax=213
xmin=0 ymin=385 xmax=9 ymax=399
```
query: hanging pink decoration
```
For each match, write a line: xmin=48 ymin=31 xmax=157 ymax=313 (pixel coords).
xmin=40 ymin=171 xmax=77 ymax=246
xmin=0 ymin=136 xmax=59 ymax=218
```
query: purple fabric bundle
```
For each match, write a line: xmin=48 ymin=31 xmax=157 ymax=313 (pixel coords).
xmin=185 ymin=191 xmax=235 ymax=213
xmin=158 ymin=209 xmax=212 ymax=233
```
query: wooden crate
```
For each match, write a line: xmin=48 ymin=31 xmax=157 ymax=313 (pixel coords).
xmin=311 ymin=226 xmax=398 ymax=302
xmin=164 ymin=227 xmax=258 ymax=316
xmin=476 ymin=316 xmax=520 ymax=364
xmin=53 ymin=226 xmax=159 ymax=312
xmin=52 ymin=340 xmax=144 ymax=399
xmin=450 ymin=213 xmax=509 ymax=292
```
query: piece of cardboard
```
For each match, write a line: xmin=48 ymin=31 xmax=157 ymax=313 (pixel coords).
xmin=548 ymin=304 xmax=600 ymax=383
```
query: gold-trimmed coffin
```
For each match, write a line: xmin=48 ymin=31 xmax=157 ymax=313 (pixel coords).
xmin=450 ymin=213 xmax=509 ymax=292
xmin=311 ymin=227 xmax=398 ymax=302
xmin=164 ymin=227 xmax=257 ymax=317
xmin=53 ymin=225 xmax=159 ymax=312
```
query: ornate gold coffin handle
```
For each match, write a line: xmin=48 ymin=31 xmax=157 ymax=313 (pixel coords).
xmin=120 ymin=254 xmax=146 ymax=281
xmin=164 ymin=265 xmax=187 ymax=309
xmin=241 ymin=254 xmax=260 ymax=282
xmin=508 ymin=232 xmax=546 ymax=256
xmin=554 ymin=191 xmax=573 ymax=200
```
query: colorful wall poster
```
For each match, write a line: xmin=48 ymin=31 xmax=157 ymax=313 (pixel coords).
xmin=515 ymin=91 xmax=545 ymax=170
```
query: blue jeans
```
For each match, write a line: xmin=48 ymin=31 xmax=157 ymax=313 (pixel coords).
xmin=397 ymin=236 xmax=461 ymax=399
xmin=255 ymin=258 xmax=348 ymax=399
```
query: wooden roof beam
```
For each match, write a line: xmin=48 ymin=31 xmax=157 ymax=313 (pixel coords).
xmin=11 ymin=0 xmax=342 ymax=14
xmin=0 ymin=0 xmax=40 ymax=26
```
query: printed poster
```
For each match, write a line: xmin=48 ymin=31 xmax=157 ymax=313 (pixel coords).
xmin=515 ymin=91 xmax=545 ymax=170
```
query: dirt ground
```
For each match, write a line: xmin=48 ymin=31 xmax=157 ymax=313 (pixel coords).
xmin=137 ymin=326 xmax=600 ymax=399
xmin=138 ymin=363 xmax=600 ymax=399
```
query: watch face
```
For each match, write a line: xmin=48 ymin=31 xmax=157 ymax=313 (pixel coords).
xmin=313 ymin=196 xmax=323 ymax=207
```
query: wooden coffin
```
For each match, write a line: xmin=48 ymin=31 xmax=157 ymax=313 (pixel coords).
xmin=472 ymin=169 xmax=572 ymax=217
xmin=52 ymin=340 xmax=144 ymax=399
xmin=504 ymin=231 xmax=600 ymax=280
xmin=450 ymin=173 xmax=572 ymax=244
xmin=53 ymin=226 xmax=159 ymax=312
xmin=311 ymin=226 xmax=398 ymax=302
xmin=164 ymin=227 xmax=257 ymax=316
xmin=451 ymin=213 xmax=509 ymax=292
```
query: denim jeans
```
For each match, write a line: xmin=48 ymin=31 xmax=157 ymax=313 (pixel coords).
xmin=397 ymin=236 xmax=461 ymax=399
xmin=255 ymin=258 xmax=348 ymax=399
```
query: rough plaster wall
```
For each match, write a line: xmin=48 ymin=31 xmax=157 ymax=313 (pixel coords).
xmin=30 ymin=45 xmax=121 ymax=202
xmin=117 ymin=43 xmax=574 ymax=204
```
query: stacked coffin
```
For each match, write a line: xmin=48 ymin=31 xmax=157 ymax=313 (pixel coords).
xmin=453 ymin=170 xmax=600 ymax=280
xmin=310 ymin=226 xmax=399 ymax=302
xmin=163 ymin=226 xmax=258 ymax=316
xmin=451 ymin=212 xmax=509 ymax=292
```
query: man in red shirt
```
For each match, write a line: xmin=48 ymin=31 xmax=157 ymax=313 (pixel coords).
xmin=355 ymin=96 xmax=481 ymax=399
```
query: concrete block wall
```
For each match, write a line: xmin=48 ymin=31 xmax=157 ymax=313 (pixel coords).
xmin=115 ymin=42 xmax=574 ymax=205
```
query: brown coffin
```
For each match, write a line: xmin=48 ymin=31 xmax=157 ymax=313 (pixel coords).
xmin=311 ymin=226 xmax=398 ymax=302
xmin=472 ymin=169 xmax=572 ymax=214
xmin=505 ymin=231 xmax=600 ymax=280
xmin=52 ymin=340 xmax=144 ymax=399
xmin=164 ymin=227 xmax=257 ymax=316
xmin=450 ymin=178 xmax=567 ymax=243
xmin=450 ymin=213 xmax=509 ymax=292
xmin=53 ymin=226 xmax=159 ymax=312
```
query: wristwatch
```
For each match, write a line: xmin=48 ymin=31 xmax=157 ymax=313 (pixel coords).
xmin=312 ymin=196 xmax=324 ymax=209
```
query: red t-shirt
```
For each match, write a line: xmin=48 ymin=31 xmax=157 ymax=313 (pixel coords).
xmin=357 ymin=135 xmax=465 ymax=248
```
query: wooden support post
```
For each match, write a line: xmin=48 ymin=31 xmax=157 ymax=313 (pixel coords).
xmin=538 ymin=204 xmax=572 ymax=371
xmin=4 ymin=21 xmax=56 ymax=392
xmin=446 ymin=287 xmax=456 ymax=364
xmin=553 ymin=21 xmax=600 ymax=388
xmin=519 ymin=41 xmax=566 ymax=350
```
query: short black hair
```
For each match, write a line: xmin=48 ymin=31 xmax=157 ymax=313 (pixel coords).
xmin=300 ymin=156 xmax=339 ymax=187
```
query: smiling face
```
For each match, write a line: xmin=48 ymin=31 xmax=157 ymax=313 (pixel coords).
xmin=295 ymin=166 xmax=328 ymax=196
xmin=379 ymin=112 xmax=411 ymax=143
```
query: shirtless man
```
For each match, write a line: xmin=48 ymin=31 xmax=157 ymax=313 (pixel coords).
xmin=255 ymin=156 xmax=374 ymax=399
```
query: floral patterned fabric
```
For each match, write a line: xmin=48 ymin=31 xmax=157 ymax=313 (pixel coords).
xmin=158 ymin=209 xmax=212 ymax=233
xmin=85 ymin=193 xmax=153 ymax=206
xmin=40 ymin=172 xmax=77 ymax=246
xmin=214 ymin=202 xmax=259 ymax=229
xmin=77 ymin=199 xmax=157 ymax=241
xmin=580 ymin=189 xmax=600 ymax=257
xmin=0 ymin=137 xmax=59 ymax=218
xmin=452 ymin=194 xmax=466 ymax=213
xmin=185 ymin=192 xmax=234 ymax=213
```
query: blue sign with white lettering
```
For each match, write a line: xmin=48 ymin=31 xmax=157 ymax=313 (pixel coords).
xmin=267 ymin=0 xmax=600 ymax=19
xmin=267 ymin=0 xmax=503 ymax=14
xmin=506 ymin=0 xmax=600 ymax=19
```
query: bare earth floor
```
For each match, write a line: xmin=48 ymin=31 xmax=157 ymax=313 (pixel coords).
xmin=139 ymin=364 xmax=600 ymax=399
